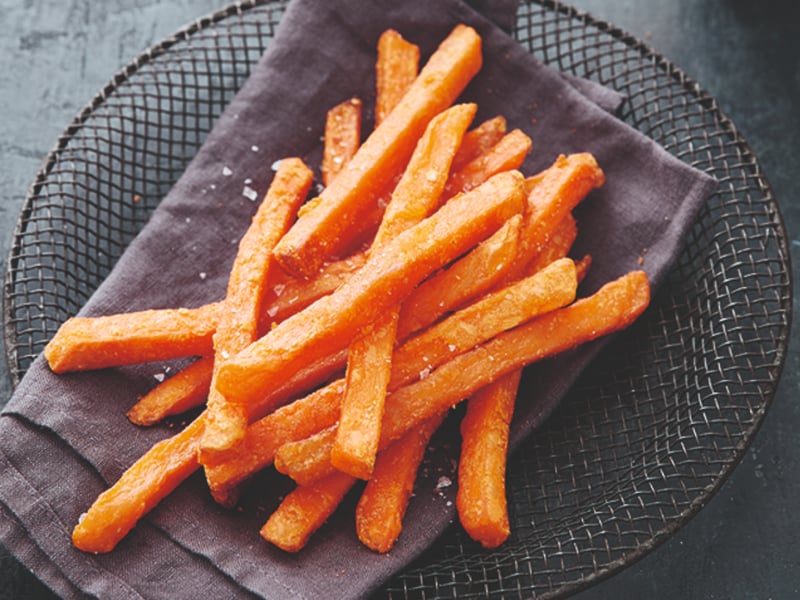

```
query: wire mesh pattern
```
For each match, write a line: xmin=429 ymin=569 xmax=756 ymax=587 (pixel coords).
xmin=2 ymin=1 xmax=790 ymax=598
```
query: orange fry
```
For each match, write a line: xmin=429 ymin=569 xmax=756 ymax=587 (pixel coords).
xmin=44 ymin=302 xmax=222 ymax=373
xmin=332 ymin=312 xmax=399 ymax=479
xmin=375 ymin=29 xmax=420 ymax=126
xmin=442 ymin=128 xmax=532 ymax=201
xmin=395 ymin=214 xmax=522 ymax=341
xmin=260 ymin=470 xmax=357 ymax=553
xmin=202 ymin=158 xmax=314 ymax=456
xmin=451 ymin=115 xmax=507 ymax=172
xmin=275 ymin=271 xmax=650 ymax=485
xmin=334 ymin=103 xmax=476 ymax=480
xmin=457 ymin=370 xmax=521 ymax=548
xmin=127 ymin=356 xmax=214 ymax=426
xmin=72 ymin=417 xmax=205 ymax=553
xmin=273 ymin=24 xmax=483 ymax=277
xmin=321 ymin=98 xmax=362 ymax=186
xmin=355 ymin=412 xmax=445 ymax=552
xmin=510 ymin=153 xmax=605 ymax=281
xmin=216 ymin=171 xmax=525 ymax=409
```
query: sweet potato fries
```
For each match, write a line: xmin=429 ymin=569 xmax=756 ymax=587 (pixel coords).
xmin=43 ymin=24 xmax=653 ymax=557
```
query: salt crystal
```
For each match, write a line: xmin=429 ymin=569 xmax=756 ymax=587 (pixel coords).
xmin=273 ymin=283 xmax=286 ymax=296
xmin=185 ymin=217 xmax=191 ymax=223
xmin=426 ymin=169 xmax=438 ymax=182
xmin=242 ymin=185 xmax=258 ymax=201
xmin=448 ymin=344 xmax=456 ymax=352
xmin=251 ymin=145 xmax=259 ymax=152
xmin=222 ymin=166 xmax=233 ymax=176
xmin=199 ymin=272 xmax=207 ymax=280
xmin=220 ymin=350 xmax=230 ymax=359
xmin=271 ymin=159 xmax=282 ymax=171
xmin=419 ymin=367 xmax=431 ymax=380
xmin=244 ymin=177 xmax=253 ymax=185
xmin=210 ymin=183 xmax=216 ymax=190
xmin=267 ymin=305 xmax=279 ymax=318
xmin=436 ymin=476 xmax=452 ymax=490
xmin=153 ymin=373 xmax=165 ymax=382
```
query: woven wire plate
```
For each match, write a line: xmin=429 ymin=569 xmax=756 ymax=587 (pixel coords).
xmin=2 ymin=0 xmax=791 ymax=598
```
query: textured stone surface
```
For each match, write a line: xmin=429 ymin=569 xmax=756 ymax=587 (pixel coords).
xmin=0 ymin=0 xmax=797 ymax=597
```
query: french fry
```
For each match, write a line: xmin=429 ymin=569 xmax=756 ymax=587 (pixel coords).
xmin=333 ymin=313 xmax=398 ymax=479
xmin=72 ymin=417 xmax=205 ymax=553
xmin=273 ymin=24 xmax=483 ymax=277
xmin=274 ymin=258 xmax=580 ymax=484
xmin=333 ymin=103 xmax=477 ymax=480
xmin=275 ymin=271 xmax=650 ymax=485
xmin=212 ymin=257 xmax=578 ymax=491
xmin=355 ymin=412 xmax=445 ymax=552
xmin=260 ymin=470 xmax=357 ymax=553
xmin=321 ymin=98 xmax=362 ymax=186
xmin=49 ymin=206 xmax=519 ymax=376
xmin=44 ymin=302 xmax=222 ymax=373
xmin=216 ymin=171 xmax=526 ymax=409
xmin=442 ymin=129 xmax=532 ymax=201
xmin=457 ymin=370 xmax=521 ymax=548
xmin=127 ymin=356 xmax=214 ymax=426
xmin=508 ymin=153 xmax=604 ymax=281
xmin=202 ymin=158 xmax=314 ymax=456
xmin=450 ymin=115 xmax=507 ymax=172
xmin=375 ymin=29 xmax=420 ymax=126
xmin=452 ymin=213 xmax=578 ymax=547
xmin=395 ymin=214 xmax=522 ymax=341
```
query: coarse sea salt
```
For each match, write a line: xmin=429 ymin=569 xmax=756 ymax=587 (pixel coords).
xmin=222 ymin=166 xmax=233 ymax=176
xmin=242 ymin=186 xmax=259 ymax=201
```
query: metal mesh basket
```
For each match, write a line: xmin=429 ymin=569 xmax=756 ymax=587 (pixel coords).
xmin=3 ymin=1 xmax=791 ymax=598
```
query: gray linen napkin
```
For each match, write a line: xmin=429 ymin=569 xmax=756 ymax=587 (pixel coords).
xmin=0 ymin=0 xmax=715 ymax=598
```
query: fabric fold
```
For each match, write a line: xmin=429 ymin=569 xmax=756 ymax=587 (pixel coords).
xmin=1 ymin=0 xmax=716 ymax=598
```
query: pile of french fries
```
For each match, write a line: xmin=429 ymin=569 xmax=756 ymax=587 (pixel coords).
xmin=44 ymin=24 xmax=650 ymax=555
